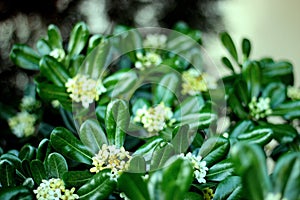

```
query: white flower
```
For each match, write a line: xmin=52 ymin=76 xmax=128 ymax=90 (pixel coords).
xmin=90 ymin=144 xmax=132 ymax=178
xmin=181 ymin=69 xmax=217 ymax=95
xmin=287 ymin=86 xmax=300 ymax=100
xmin=248 ymin=97 xmax=272 ymax=120
xmin=134 ymin=102 xmax=175 ymax=135
xmin=34 ymin=178 xmax=79 ymax=200
xmin=49 ymin=48 xmax=66 ymax=62
xmin=265 ymin=193 xmax=287 ymax=200
xmin=20 ymin=96 xmax=40 ymax=111
xmin=120 ymin=192 xmax=131 ymax=200
xmin=134 ymin=52 xmax=162 ymax=70
xmin=8 ymin=111 xmax=37 ymax=137
xmin=181 ymin=152 xmax=208 ymax=183
xmin=143 ymin=34 xmax=167 ymax=49
xmin=65 ymin=74 xmax=106 ymax=108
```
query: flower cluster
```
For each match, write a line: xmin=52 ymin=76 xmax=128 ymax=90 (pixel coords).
xmin=20 ymin=96 xmax=41 ymax=111
xmin=8 ymin=111 xmax=37 ymax=138
xmin=287 ymin=86 xmax=300 ymax=100
xmin=203 ymin=188 xmax=214 ymax=200
xmin=134 ymin=102 xmax=175 ymax=135
xmin=90 ymin=144 xmax=132 ymax=179
xmin=265 ymin=193 xmax=287 ymax=200
xmin=248 ymin=97 xmax=272 ymax=120
xmin=181 ymin=68 xmax=217 ymax=95
xmin=134 ymin=52 xmax=162 ymax=70
xmin=65 ymin=74 xmax=106 ymax=108
xmin=33 ymin=178 xmax=79 ymax=200
xmin=143 ymin=34 xmax=167 ymax=49
xmin=181 ymin=152 xmax=208 ymax=183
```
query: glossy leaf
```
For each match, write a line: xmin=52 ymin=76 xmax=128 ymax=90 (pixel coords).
xmin=50 ymin=127 xmax=93 ymax=165
xmin=228 ymin=91 xmax=248 ymax=119
xmin=272 ymin=152 xmax=300 ymax=200
xmin=184 ymin=192 xmax=204 ymax=200
xmin=36 ymin=38 xmax=51 ymax=55
xmin=262 ymin=82 xmax=286 ymax=107
xmin=128 ymin=155 xmax=146 ymax=173
xmin=39 ymin=55 xmax=70 ymax=87
xmin=67 ymin=22 xmax=89 ymax=57
xmin=272 ymin=100 xmax=300 ymax=120
xmin=242 ymin=38 xmax=251 ymax=59
xmin=110 ymin=71 xmax=138 ymax=98
xmin=119 ymin=173 xmax=150 ymax=200
xmin=47 ymin=24 xmax=63 ymax=49
xmin=47 ymin=153 xmax=68 ymax=178
xmin=87 ymin=34 xmax=103 ymax=54
xmin=0 ymin=153 xmax=22 ymax=173
xmin=36 ymin=139 xmax=51 ymax=162
xmin=171 ymin=125 xmax=191 ymax=154
xmin=79 ymin=119 xmax=108 ymax=154
xmin=214 ymin=176 xmax=242 ymax=200
xmin=0 ymin=186 xmax=32 ymax=199
xmin=10 ymin=44 xmax=40 ymax=70
xmin=236 ymin=127 xmax=273 ymax=146
xmin=230 ymin=120 xmax=253 ymax=138
xmin=220 ymin=32 xmax=238 ymax=62
xmin=77 ymin=170 xmax=116 ymax=200
xmin=199 ymin=137 xmax=230 ymax=167
xmin=206 ymin=159 xmax=234 ymax=182
xmin=221 ymin=57 xmax=235 ymax=73
xmin=63 ymin=171 xmax=93 ymax=188
xmin=30 ymin=159 xmax=47 ymax=185
xmin=105 ymin=99 xmax=130 ymax=147
xmin=242 ymin=61 xmax=261 ymax=98
xmin=0 ymin=160 xmax=15 ymax=187
xmin=231 ymin=143 xmax=272 ymax=200
xmin=173 ymin=95 xmax=205 ymax=120
xmin=19 ymin=144 xmax=36 ymax=161
xmin=261 ymin=61 xmax=293 ymax=85
xmin=150 ymin=142 xmax=175 ymax=170
xmin=154 ymin=73 xmax=179 ymax=106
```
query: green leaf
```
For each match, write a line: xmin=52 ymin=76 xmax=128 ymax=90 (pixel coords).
xmin=173 ymin=96 xmax=205 ymax=120
xmin=105 ymin=99 xmax=130 ymax=147
xmin=79 ymin=119 xmax=108 ymax=154
xmin=221 ymin=57 xmax=235 ymax=73
xmin=79 ymin=40 xmax=111 ymax=79
xmin=87 ymin=34 xmax=103 ymax=54
xmin=19 ymin=144 xmax=36 ymax=161
xmin=128 ymin=155 xmax=146 ymax=173
xmin=228 ymin=91 xmax=248 ymax=119
xmin=242 ymin=61 xmax=261 ymax=98
xmin=148 ymin=158 xmax=193 ymax=200
xmin=179 ymin=113 xmax=217 ymax=130
xmin=272 ymin=100 xmax=300 ymax=120
xmin=150 ymin=142 xmax=175 ymax=170
xmin=47 ymin=153 xmax=68 ymax=178
xmin=40 ymin=55 xmax=70 ymax=87
xmin=36 ymin=38 xmax=52 ymax=56
xmin=265 ymin=124 xmax=298 ymax=143
xmin=119 ymin=173 xmax=150 ymax=200
xmin=171 ymin=125 xmax=191 ymax=154
xmin=50 ymin=127 xmax=93 ymax=165
xmin=242 ymin=38 xmax=251 ymax=59
xmin=220 ymin=32 xmax=238 ymax=62
xmin=10 ymin=44 xmax=40 ymax=70
xmin=262 ymin=82 xmax=286 ymax=107
xmin=236 ymin=127 xmax=273 ymax=146
xmin=231 ymin=143 xmax=272 ymax=200
xmin=132 ymin=98 xmax=150 ymax=115
xmin=0 ymin=160 xmax=15 ymax=187
xmin=77 ymin=170 xmax=116 ymax=200
xmin=36 ymin=139 xmax=51 ymax=162
xmin=110 ymin=71 xmax=138 ymax=98
xmin=47 ymin=24 xmax=63 ymax=49
xmin=206 ymin=159 xmax=234 ymax=182
xmin=67 ymin=22 xmax=89 ymax=57
xmin=214 ymin=176 xmax=242 ymax=200
xmin=230 ymin=120 xmax=253 ymax=138
xmin=0 ymin=186 xmax=32 ymax=200
xmin=199 ymin=137 xmax=230 ymax=167
xmin=154 ymin=73 xmax=179 ymax=106
xmin=261 ymin=61 xmax=293 ymax=85
xmin=30 ymin=159 xmax=47 ymax=185
xmin=36 ymin=82 xmax=72 ymax=110
xmin=0 ymin=153 xmax=22 ymax=173
xmin=184 ymin=192 xmax=204 ymax=200
xmin=233 ymin=79 xmax=249 ymax=105
xmin=68 ymin=54 xmax=85 ymax=77
xmin=272 ymin=152 xmax=300 ymax=200
xmin=63 ymin=171 xmax=93 ymax=188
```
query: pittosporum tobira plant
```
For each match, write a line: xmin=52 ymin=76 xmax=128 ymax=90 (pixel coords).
xmin=0 ymin=21 xmax=299 ymax=200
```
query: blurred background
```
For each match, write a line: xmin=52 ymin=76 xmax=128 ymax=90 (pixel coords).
xmin=0 ymin=0 xmax=299 ymax=126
